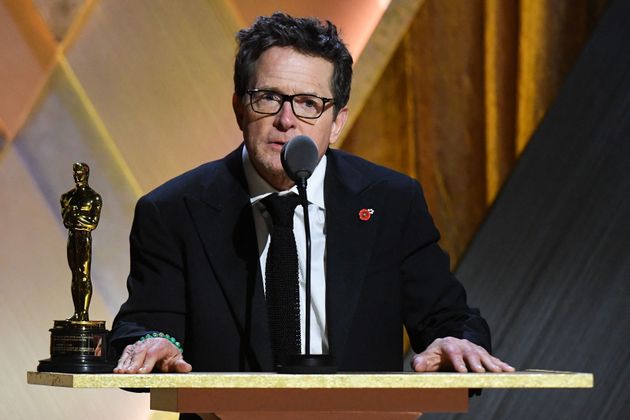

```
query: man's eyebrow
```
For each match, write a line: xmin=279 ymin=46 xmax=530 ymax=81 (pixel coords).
xmin=254 ymin=87 xmax=322 ymax=96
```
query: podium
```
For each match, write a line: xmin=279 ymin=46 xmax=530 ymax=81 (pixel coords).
xmin=27 ymin=370 xmax=592 ymax=419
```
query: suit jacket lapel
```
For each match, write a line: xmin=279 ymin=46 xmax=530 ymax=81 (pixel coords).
xmin=180 ymin=147 xmax=383 ymax=370
xmin=324 ymin=150 xmax=385 ymax=366
xmin=184 ymin=147 xmax=273 ymax=371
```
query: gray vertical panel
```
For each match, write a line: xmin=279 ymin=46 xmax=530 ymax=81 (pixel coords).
xmin=428 ymin=0 xmax=630 ymax=418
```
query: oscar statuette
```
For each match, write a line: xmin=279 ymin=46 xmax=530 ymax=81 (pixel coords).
xmin=37 ymin=162 xmax=116 ymax=373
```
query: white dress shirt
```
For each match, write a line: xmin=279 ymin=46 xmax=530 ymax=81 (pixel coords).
xmin=242 ymin=147 xmax=329 ymax=354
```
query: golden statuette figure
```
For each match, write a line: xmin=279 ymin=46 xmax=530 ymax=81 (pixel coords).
xmin=37 ymin=162 xmax=115 ymax=373
xmin=61 ymin=162 xmax=102 ymax=322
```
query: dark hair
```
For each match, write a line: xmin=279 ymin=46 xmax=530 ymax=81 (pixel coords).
xmin=234 ymin=12 xmax=353 ymax=116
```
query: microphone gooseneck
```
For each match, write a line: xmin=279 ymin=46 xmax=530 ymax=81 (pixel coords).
xmin=281 ymin=136 xmax=317 ymax=356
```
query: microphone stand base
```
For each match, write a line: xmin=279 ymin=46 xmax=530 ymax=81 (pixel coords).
xmin=278 ymin=354 xmax=337 ymax=374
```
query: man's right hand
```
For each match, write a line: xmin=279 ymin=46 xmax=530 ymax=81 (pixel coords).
xmin=113 ymin=337 xmax=192 ymax=374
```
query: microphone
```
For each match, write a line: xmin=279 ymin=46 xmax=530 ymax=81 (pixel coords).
xmin=281 ymin=135 xmax=319 ymax=184
xmin=278 ymin=136 xmax=336 ymax=374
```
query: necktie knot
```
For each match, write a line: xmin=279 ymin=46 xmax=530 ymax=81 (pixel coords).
xmin=263 ymin=193 xmax=300 ymax=228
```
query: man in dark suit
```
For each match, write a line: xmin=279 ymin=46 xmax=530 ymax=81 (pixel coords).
xmin=111 ymin=13 xmax=513 ymax=375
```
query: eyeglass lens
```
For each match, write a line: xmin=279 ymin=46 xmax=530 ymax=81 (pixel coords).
xmin=250 ymin=91 xmax=326 ymax=118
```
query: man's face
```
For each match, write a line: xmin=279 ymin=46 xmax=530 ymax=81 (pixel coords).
xmin=233 ymin=46 xmax=348 ymax=190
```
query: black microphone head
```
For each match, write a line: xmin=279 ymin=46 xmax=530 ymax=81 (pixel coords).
xmin=281 ymin=135 xmax=319 ymax=182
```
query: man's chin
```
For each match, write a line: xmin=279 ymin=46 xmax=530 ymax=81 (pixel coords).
xmin=250 ymin=160 xmax=290 ymax=187
xmin=267 ymin=168 xmax=295 ymax=190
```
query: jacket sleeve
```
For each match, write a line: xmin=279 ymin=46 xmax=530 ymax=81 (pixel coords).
xmin=400 ymin=179 xmax=491 ymax=353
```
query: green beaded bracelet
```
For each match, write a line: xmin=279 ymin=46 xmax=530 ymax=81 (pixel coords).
xmin=139 ymin=332 xmax=183 ymax=352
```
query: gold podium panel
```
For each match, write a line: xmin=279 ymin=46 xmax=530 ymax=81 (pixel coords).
xmin=27 ymin=370 xmax=593 ymax=419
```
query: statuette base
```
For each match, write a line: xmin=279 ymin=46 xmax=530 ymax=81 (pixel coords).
xmin=37 ymin=320 xmax=115 ymax=374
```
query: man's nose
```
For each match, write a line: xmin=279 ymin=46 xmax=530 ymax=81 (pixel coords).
xmin=273 ymin=101 xmax=297 ymax=130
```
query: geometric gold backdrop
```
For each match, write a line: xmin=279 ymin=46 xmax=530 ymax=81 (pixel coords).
xmin=0 ymin=0 xmax=607 ymax=418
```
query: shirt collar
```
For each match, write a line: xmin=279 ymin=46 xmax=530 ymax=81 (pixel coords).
xmin=242 ymin=146 xmax=326 ymax=210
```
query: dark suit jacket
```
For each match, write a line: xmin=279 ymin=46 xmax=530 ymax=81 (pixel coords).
xmin=110 ymin=146 xmax=490 ymax=372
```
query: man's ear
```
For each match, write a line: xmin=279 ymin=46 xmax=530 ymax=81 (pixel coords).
xmin=329 ymin=106 xmax=349 ymax=146
xmin=232 ymin=94 xmax=244 ymax=131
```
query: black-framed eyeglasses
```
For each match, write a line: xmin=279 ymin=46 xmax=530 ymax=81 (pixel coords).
xmin=246 ymin=89 xmax=334 ymax=119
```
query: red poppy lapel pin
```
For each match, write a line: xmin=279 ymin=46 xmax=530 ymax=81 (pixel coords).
xmin=358 ymin=208 xmax=374 ymax=221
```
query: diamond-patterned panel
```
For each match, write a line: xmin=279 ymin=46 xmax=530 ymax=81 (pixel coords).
xmin=65 ymin=0 xmax=243 ymax=192
xmin=0 ymin=0 xmax=56 ymax=141
xmin=32 ymin=0 xmax=91 ymax=43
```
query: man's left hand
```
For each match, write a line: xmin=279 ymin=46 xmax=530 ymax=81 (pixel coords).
xmin=412 ymin=337 xmax=515 ymax=372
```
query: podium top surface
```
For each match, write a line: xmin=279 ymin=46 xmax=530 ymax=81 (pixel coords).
xmin=27 ymin=370 xmax=592 ymax=389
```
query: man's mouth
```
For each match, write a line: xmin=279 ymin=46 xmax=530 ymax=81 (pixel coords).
xmin=268 ymin=139 xmax=288 ymax=149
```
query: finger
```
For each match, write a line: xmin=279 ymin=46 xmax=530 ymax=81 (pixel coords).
xmin=137 ymin=339 xmax=176 ymax=373
xmin=114 ymin=345 xmax=135 ymax=373
xmin=444 ymin=351 xmax=468 ymax=373
xmin=447 ymin=351 xmax=468 ymax=373
xmin=137 ymin=350 xmax=160 ymax=373
xmin=411 ymin=350 xmax=441 ymax=372
xmin=113 ymin=362 xmax=125 ymax=374
xmin=118 ymin=347 xmax=139 ymax=373
xmin=491 ymin=356 xmax=516 ymax=372
xmin=174 ymin=359 xmax=193 ymax=373
xmin=138 ymin=338 xmax=183 ymax=372
xmin=474 ymin=348 xmax=515 ymax=372
xmin=412 ymin=355 xmax=429 ymax=372
xmin=462 ymin=349 xmax=485 ymax=373
xmin=124 ymin=344 xmax=148 ymax=373
xmin=156 ymin=352 xmax=191 ymax=373
xmin=478 ymin=352 xmax=501 ymax=372
xmin=439 ymin=339 xmax=468 ymax=372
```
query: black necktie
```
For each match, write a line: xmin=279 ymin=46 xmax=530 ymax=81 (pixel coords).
xmin=262 ymin=193 xmax=301 ymax=365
